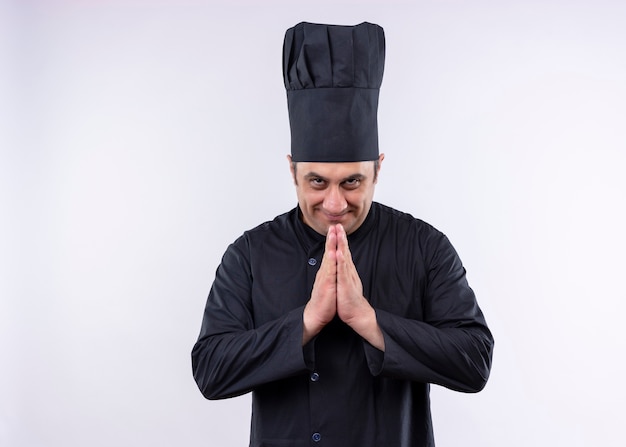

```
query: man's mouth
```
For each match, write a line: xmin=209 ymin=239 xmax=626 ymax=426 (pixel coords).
xmin=323 ymin=212 xmax=347 ymax=222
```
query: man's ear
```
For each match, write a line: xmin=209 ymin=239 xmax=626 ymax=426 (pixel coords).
xmin=287 ymin=154 xmax=297 ymax=185
xmin=374 ymin=153 xmax=385 ymax=183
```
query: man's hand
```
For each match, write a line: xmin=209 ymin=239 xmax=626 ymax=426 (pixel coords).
xmin=302 ymin=226 xmax=338 ymax=344
xmin=302 ymin=224 xmax=385 ymax=351
xmin=335 ymin=224 xmax=385 ymax=351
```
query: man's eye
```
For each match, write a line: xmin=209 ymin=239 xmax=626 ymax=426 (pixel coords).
xmin=310 ymin=178 xmax=325 ymax=186
xmin=343 ymin=178 xmax=361 ymax=188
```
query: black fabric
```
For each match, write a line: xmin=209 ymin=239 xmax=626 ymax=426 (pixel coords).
xmin=283 ymin=22 xmax=385 ymax=162
xmin=192 ymin=202 xmax=494 ymax=447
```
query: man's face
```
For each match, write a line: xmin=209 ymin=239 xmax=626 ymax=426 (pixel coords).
xmin=289 ymin=154 xmax=384 ymax=236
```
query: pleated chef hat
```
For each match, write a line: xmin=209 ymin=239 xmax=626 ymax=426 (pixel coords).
xmin=283 ymin=22 xmax=385 ymax=162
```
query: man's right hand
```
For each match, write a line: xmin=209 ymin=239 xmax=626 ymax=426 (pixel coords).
xmin=302 ymin=226 xmax=338 ymax=344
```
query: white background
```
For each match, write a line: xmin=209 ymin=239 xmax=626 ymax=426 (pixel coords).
xmin=2 ymin=0 xmax=625 ymax=446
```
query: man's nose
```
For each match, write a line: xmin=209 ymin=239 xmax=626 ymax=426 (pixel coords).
xmin=323 ymin=186 xmax=347 ymax=214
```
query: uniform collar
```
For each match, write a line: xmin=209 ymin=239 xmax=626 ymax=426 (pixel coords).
xmin=291 ymin=203 xmax=378 ymax=251
xmin=348 ymin=202 xmax=377 ymax=243
xmin=290 ymin=206 xmax=323 ymax=254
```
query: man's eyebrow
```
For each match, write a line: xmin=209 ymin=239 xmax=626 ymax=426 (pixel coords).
xmin=303 ymin=172 xmax=367 ymax=182
xmin=303 ymin=172 xmax=327 ymax=180
xmin=344 ymin=173 xmax=366 ymax=180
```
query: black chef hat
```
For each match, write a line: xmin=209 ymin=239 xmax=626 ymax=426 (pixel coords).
xmin=283 ymin=22 xmax=385 ymax=162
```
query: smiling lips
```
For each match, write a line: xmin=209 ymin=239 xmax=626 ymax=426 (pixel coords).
xmin=323 ymin=211 xmax=348 ymax=222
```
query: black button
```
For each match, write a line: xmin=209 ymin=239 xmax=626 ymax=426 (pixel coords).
xmin=308 ymin=258 xmax=317 ymax=266
xmin=310 ymin=372 xmax=320 ymax=382
xmin=312 ymin=432 xmax=321 ymax=442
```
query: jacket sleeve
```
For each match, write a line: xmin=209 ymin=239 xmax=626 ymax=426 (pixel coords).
xmin=364 ymin=232 xmax=494 ymax=393
xmin=191 ymin=238 xmax=309 ymax=400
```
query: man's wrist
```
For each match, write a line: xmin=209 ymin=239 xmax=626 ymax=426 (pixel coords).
xmin=302 ymin=304 xmax=323 ymax=345
xmin=349 ymin=306 xmax=385 ymax=351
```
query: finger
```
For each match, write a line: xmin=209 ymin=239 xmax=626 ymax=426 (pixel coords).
xmin=335 ymin=224 xmax=345 ymax=250
xmin=323 ymin=225 xmax=338 ymax=263
xmin=336 ymin=224 xmax=353 ymax=267
xmin=320 ymin=227 xmax=337 ymax=268
xmin=337 ymin=245 xmax=355 ymax=282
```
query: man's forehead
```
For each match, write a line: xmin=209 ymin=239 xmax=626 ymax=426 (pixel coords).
xmin=296 ymin=160 xmax=375 ymax=177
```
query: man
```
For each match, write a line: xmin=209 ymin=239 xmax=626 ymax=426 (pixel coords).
xmin=192 ymin=22 xmax=494 ymax=447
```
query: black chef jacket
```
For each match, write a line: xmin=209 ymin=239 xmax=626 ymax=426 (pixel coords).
xmin=192 ymin=202 xmax=494 ymax=447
